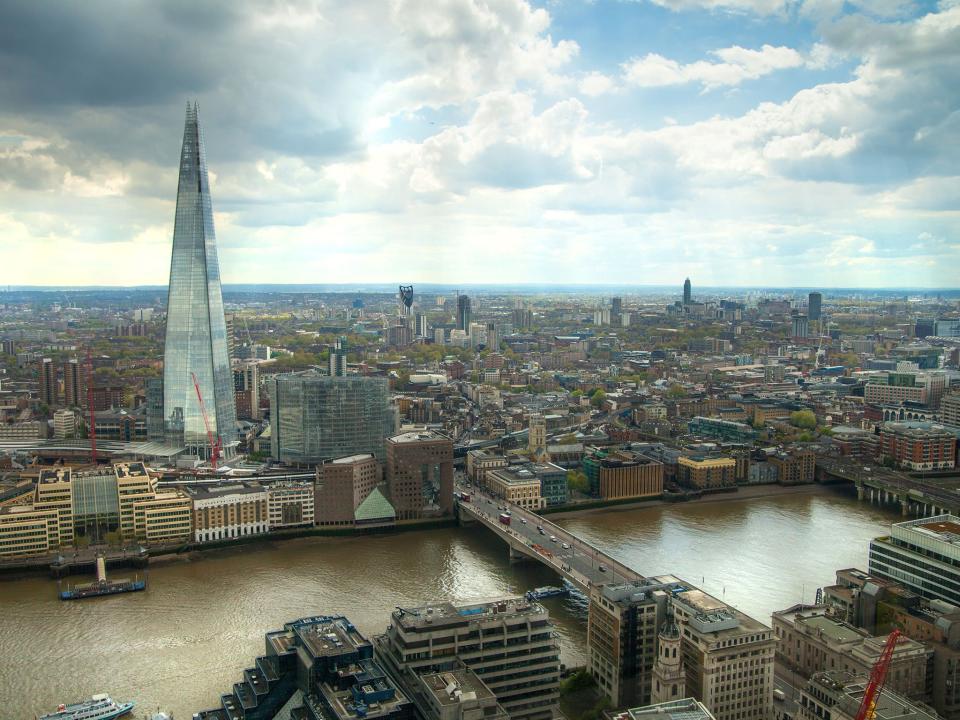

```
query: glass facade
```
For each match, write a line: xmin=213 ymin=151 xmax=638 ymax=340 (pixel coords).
xmin=269 ymin=373 xmax=391 ymax=464
xmin=162 ymin=103 xmax=237 ymax=450
xmin=72 ymin=473 xmax=120 ymax=542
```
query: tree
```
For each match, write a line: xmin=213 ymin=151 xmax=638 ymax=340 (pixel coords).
xmin=567 ymin=470 xmax=589 ymax=494
xmin=789 ymin=410 xmax=817 ymax=430
xmin=668 ymin=384 xmax=687 ymax=398
xmin=590 ymin=388 xmax=606 ymax=408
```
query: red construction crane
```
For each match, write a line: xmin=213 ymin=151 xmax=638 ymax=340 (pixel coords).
xmin=191 ymin=372 xmax=221 ymax=470
xmin=854 ymin=629 xmax=902 ymax=720
xmin=86 ymin=347 xmax=97 ymax=465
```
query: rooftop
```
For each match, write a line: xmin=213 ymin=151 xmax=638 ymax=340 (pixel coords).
xmin=388 ymin=431 xmax=450 ymax=444
xmin=612 ymin=698 xmax=717 ymax=720
xmin=392 ymin=596 xmax=546 ymax=630
xmin=331 ymin=454 xmax=375 ymax=464
xmin=419 ymin=667 xmax=496 ymax=706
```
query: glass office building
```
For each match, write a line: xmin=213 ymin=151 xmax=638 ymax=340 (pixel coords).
xmin=269 ymin=373 xmax=392 ymax=465
xmin=162 ymin=103 xmax=237 ymax=452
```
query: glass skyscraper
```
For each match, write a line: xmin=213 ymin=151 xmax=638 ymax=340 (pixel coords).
xmin=268 ymin=373 xmax=392 ymax=464
xmin=162 ymin=102 xmax=237 ymax=452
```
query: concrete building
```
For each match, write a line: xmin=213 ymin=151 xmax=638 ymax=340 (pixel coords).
xmin=792 ymin=314 xmax=809 ymax=339
xmin=386 ymin=432 xmax=453 ymax=521
xmin=797 ymin=671 xmax=939 ymax=720
xmin=188 ymin=483 xmax=269 ymax=543
xmin=375 ymin=596 xmax=560 ymax=720
xmin=869 ymin=514 xmax=960 ymax=606
xmin=771 ymin=605 xmax=930 ymax=701
xmin=52 ymin=409 xmax=76 ymax=439
xmin=676 ymin=456 xmax=737 ymax=491
xmin=687 ymin=417 xmax=757 ymax=444
xmin=195 ymin=615 xmax=413 ymax=720
xmin=233 ymin=360 xmax=262 ymax=420
xmin=942 ymin=393 xmax=960 ymax=426
xmin=611 ymin=699 xmax=716 ymax=720
xmin=486 ymin=467 xmax=546 ymax=510
xmin=63 ymin=358 xmax=82 ymax=408
xmin=878 ymin=422 xmax=956 ymax=470
xmin=582 ymin=448 xmax=664 ymax=500
xmin=315 ymin=454 xmax=389 ymax=527
xmin=267 ymin=481 xmax=315 ymax=530
xmin=466 ymin=449 xmax=508 ymax=489
xmin=414 ymin=664 xmax=510 ymax=720
xmin=38 ymin=357 xmax=55 ymax=407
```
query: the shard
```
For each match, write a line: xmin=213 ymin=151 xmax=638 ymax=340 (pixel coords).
xmin=162 ymin=102 xmax=236 ymax=453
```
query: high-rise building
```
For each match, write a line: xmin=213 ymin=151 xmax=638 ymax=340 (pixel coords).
xmin=315 ymin=453 xmax=395 ymax=527
xmin=485 ymin=322 xmax=498 ymax=350
xmin=399 ymin=285 xmax=414 ymax=318
xmin=386 ymin=431 xmax=454 ymax=520
xmin=415 ymin=313 xmax=429 ymax=338
xmin=456 ymin=295 xmax=471 ymax=332
xmin=162 ymin=102 xmax=237 ymax=455
xmin=792 ymin=313 xmax=809 ymax=338
xmin=329 ymin=336 xmax=348 ymax=377
xmin=62 ymin=359 xmax=82 ymax=408
xmin=869 ymin=514 xmax=960 ymax=606
xmin=683 ymin=279 xmax=692 ymax=305
xmin=808 ymin=292 xmax=822 ymax=322
xmin=612 ymin=296 xmax=623 ymax=317
xmin=38 ymin=358 xmax=55 ymax=408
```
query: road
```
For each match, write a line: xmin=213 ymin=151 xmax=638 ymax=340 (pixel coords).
xmin=455 ymin=478 xmax=642 ymax=591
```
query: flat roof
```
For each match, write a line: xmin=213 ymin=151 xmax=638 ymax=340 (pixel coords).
xmin=420 ymin=668 xmax=496 ymax=706
xmin=393 ymin=596 xmax=545 ymax=630
xmin=331 ymin=453 xmax=374 ymax=464
xmin=389 ymin=431 xmax=449 ymax=444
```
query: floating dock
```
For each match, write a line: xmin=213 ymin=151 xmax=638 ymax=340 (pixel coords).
xmin=59 ymin=555 xmax=147 ymax=601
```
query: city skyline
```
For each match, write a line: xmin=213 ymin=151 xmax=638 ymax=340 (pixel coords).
xmin=0 ymin=1 xmax=957 ymax=288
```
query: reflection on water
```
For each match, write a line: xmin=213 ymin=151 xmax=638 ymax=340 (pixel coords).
xmin=0 ymin=487 xmax=897 ymax=718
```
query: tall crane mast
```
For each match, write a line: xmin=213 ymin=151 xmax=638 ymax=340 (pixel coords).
xmin=191 ymin=372 xmax=221 ymax=470
xmin=854 ymin=629 xmax=902 ymax=720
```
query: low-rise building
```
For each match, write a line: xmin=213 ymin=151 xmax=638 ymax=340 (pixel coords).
xmin=188 ymin=483 xmax=269 ymax=543
xmin=267 ymin=480 xmax=315 ymax=530
xmin=869 ymin=514 xmax=960 ymax=607
xmin=797 ymin=671 xmax=939 ymax=720
xmin=486 ymin=467 xmax=545 ymax=510
xmin=465 ymin=449 xmax=508 ymax=489
xmin=583 ymin=448 xmax=664 ymax=500
xmin=769 ymin=450 xmax=815 ymax=485
xmin=676 ymin=456 xmax=737 ymax=491
xmin=315 ymin=454 xmax=382 ymax=527
xmin=878 ymin=422 xmax=957 ymax=471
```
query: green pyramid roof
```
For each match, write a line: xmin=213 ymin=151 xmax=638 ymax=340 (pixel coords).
xmin=354 ymin=487 xmax=396 ymax=522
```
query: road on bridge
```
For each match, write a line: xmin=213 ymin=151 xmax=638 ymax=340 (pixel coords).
xmin=456 ymin=481 xmax=641 ymax=591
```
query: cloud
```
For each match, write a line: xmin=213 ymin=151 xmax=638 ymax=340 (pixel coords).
xmin=622 ymin=44 xmax=809 ymax=90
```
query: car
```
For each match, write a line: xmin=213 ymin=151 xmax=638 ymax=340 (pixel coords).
xmin=598 ymin=564 xmax=607 ymax=572
xmin=520 ymin=518 xmax=527 ymax=524
xmin=538 ymin=528 xmax=545 ymax=535
xmin=562 ymin=543 xmax=570 ymax=550
xmin=550 ymin=536 xmax=558 ymax=543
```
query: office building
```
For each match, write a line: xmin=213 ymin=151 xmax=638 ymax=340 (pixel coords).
xmin=195 ymin=615 xmax=413 ymax=720
xmin=611 ymin=699 xmax=716 ymax=720
xmin=687 ymin=417 xmax=757 ymax=444
xmin=315 ymin=454 xmax=395 ymax=527
xmin=187 ymin=482 xmax=269 ymax=543
xmin=38 ymin=357 xmax=55 ymax=408
xmin=771 ymin=605 xmax=930 ymax=700
xmin=797 ymin=671 xmax=939 ymax=720
xmin=582 ymin=448 xmax=664 ymax=500
xmin=329 ymin=336 xmax=348 ymax=377
xmin=869 ymin=514 xmax=960 ymax=606
xmin=485 ymin=322 xmax=499 ymax=350
xmin=386 ymin=432 xmax=453 ymax=520
xmin=52 ymin=409 xmax=76 ymax=439
xmin=456 ymin=295 xmax=471 ymax=332
xmin=267 ymin=481 xmax=315 ymax=530
xmin=233 ymin=360 xmax=262 ymax=420
xmin=935 ymin=319 xmax=960 ymax=337
xmin=1 ymin=339 xmax=14 ymax=355
xmin=878 ymin=422 xmax=956 ymax=470
xmin=269 ymin=373 xmax=391 ymax=465
xmin=416 ymin=313 xmax=429 ymax=338
xmin=465 ymin=449 xmax=508 ymax=489
xmin=792 ymin=314 xmax=809 ymax=339
xmin=808 ymin=292 xmax=822 ymax=322
xmin=413 ymin=664 xmax=510 ymax=720
xmin=612 ymin=296 xmax=623 ymax=319
xmin=486 ymin=467 xmax=545 ymax=510
xmin=162 ymin=102 xmax=237 ymax=454
xmin=942 ymin=393 xmax=960 ymax=426
xmin=683 ymin=279 xmax=692 ymax=305
xmin=375 ymin=596 xmax=560 ymax=720
xmin=63 ymin=358 xmax=82 ymax=408
xmin=399 ymin=285 xmax=414 ymax=318
xmin=676 ymin=456 xmax=736 ymax=491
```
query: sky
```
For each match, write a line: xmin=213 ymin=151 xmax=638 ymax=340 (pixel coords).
xmin=0 ymin=0 xmax=957 ymax=289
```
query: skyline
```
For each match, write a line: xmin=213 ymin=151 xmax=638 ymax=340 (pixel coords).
xmin=1 ymin=0 xmax=958 ymax=287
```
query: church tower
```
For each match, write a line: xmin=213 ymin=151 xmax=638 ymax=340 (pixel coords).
xmin=652 ymin=619 xmax=685 ymax=704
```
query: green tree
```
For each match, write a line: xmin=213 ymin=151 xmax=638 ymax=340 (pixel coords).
xmin=567 ymin=470 xmax=589 ymax=494
xmin=590 ymin=389 xmax=606 ymax=408
xmin=789 ymin=410 xmax=817 ymax=429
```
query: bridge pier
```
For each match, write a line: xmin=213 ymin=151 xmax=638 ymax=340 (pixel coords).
xmin=901 ymin=499 xmax=909 ymax=516
xmin=508 ymin=544 xmax=535 ymax=565
xmin=856 ymin=484 xmax=864 ymax=501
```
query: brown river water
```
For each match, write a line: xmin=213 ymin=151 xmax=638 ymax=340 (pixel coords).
xmin=0 ymin=486 xmax=899 ymax=718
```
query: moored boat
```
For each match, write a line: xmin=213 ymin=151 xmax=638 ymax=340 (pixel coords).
xmin=40 ymin=694 xmax=135 ymax=720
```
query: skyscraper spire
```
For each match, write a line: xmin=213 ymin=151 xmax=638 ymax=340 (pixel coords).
xmin=162 ymin=102 xmax=237 ymax=455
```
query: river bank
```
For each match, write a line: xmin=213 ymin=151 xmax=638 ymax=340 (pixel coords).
xmin=541 ymin=481 xmax=842 ymax=519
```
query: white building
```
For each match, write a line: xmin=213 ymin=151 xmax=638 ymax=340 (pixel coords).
xmin=266 ymin=481 xmax=315 ymax=530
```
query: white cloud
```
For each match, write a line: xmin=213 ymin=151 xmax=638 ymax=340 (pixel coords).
xmin=622 ymin=44 xmax=808 ymax=90
xmin=578 ymin=72 xmax=617 ymax=97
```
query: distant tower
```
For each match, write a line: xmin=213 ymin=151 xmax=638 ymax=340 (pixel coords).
xmin=329 ymin=336 xmax=348 ymax=377
xmin=399 ymin=285 xmax=414 ymax=318
xmin=38 ymin=358 xmax=56 ymax=408
xmin=611 ymin=297 xmax=622 ymax=317
xmin=415 ymin=313 xmax=429 ymax=338
xmin=807 ymin=292 xmax=822 ymax=322
xmin=651 ymin=620 xmax=685 ymax=704
xmin=162 ymin=102 xmax=237 ymax=453
xmin=528 ymin=414 xmax=548 ymax=462
xmin=63 ymin=358 xmax=82 ymax=408
xmin=792 ymin=313 xmax=809 ymax=339
xmin=486 ymin=322 xmax=499 ymax=350
xmin=457 ymin=294 xmax=472 ymax=332
xmin=683 ymin=278 xmax=692 ymax=305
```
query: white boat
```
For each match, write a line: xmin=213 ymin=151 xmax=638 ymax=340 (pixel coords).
xmin=40 ymin=694 xmax=135 ymax=720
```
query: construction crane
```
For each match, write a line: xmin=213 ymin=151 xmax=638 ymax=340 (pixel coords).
xmin=191 ymin=372 xmax=222 ymax=470
xmin=86 ymin=347 xmax=97 ymax=465
xmin=854 ymin=629 xmax=902 ymax=720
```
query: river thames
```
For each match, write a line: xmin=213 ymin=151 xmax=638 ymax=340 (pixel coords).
xmin=0 ymin=486 xmax=899 ymax=718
